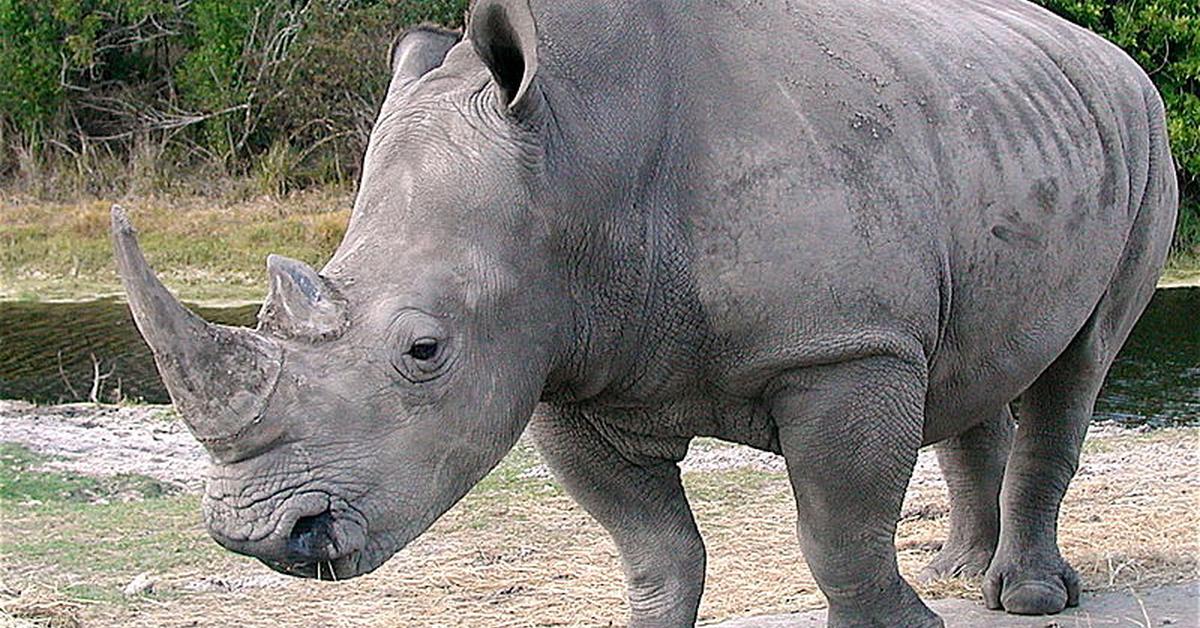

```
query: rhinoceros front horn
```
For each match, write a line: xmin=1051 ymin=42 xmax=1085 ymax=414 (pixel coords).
xmin=110 ymin=205 xmax=282 ymax=447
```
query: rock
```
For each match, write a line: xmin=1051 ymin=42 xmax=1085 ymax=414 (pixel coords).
xmin=122 ymin=571 xmax=158 ymax=596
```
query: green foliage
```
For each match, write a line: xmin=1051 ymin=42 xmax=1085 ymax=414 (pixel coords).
xmin=0 ymin=0 xmax=470 ymax=184
xmin=0 ymin=0 xmax=63 ymax=131
xmin=176 ymin=0 xmax=255 ymax=110
xmin=0 ymin=0 xmax=186 ymax=127
xmin=174 ymin=0 xmax=257 ymax=157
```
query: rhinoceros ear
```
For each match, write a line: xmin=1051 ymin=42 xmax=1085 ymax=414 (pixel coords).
xmin=257 ymin=255 xmax=349 ymax=342
xmin=390 ymin=25 xmax=461 ymax=84
xmin=468 ymin=0 xmax=539 ymax=113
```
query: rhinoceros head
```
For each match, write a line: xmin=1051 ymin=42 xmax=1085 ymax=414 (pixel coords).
xmin=113 ymin=0 xmax=572 ymax=580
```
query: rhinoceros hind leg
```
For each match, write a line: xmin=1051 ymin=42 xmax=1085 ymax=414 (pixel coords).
xmin=985 ymin=258 xmax=1162 ymax=613
xmin=983 ymin=126 xmax=1172 ymax=614
xmin=983 ymin=312 xmax=1116 ymax=615
xmin=919 ymin=406 xmax=1013 ymax=582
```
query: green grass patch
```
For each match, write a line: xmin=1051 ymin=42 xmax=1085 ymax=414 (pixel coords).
xmin=449 ymin=440 xmax=563 ymax=530
xmin=683 ymin=467 xmax=790 ymax=506
xmin=148 ymin=407 xmax=181 ymax=422
xmin=2 ymin=495 xmax=222 ymax=577
xmin=0 ymin=438 xmax=561 ymax=595
xmin=0 ymin=442 xmax=98 ymax=503
xmin=471 ymin=439 xmax=551 ymax=496
xmin=61 ymin=582 xmax=128 ymax=605
xmin=1161 ymin=248 xmax=1200 ymax=287
xmin=0 ymin=442 xmax=176 ymax=504
xmin=0 ymin=441 xmax=234 ymax=603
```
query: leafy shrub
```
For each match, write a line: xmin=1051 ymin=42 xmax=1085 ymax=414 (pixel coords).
xmin=0 ymin=0 xmax=63 ymax=133
xmin=0 ymin=0 xmax=469 ymax=188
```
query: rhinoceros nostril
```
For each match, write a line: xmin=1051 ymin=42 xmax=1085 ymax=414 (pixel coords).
xmin=287 ymin=509 xmax=336 ymax=561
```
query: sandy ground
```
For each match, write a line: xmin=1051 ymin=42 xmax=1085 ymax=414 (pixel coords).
xmin=0 ymin=402 xmax=203 ymax=491
xmin=0 ymin=401 xmax=1197 ymax=627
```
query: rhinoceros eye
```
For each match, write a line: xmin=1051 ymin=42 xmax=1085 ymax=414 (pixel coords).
xmin=408 ymin=338 xmax=439 ymax=361
xmin=390 ymin=310 xmax=453 ymax=383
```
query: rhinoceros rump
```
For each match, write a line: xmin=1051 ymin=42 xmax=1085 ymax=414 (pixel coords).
xmin=113 ymin=0 xmax=1177 ymax=626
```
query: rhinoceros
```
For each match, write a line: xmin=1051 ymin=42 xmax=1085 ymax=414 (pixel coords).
xmin=111 ymin=0 xmax=1178 ymax=625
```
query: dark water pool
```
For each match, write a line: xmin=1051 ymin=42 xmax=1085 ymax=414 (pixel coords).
xmin=0 ymin=289 xmax=1196 ymax=426
xmin=1091 ymin=287 xmax=1198 ymax=426
xmin=0 ymin=298 xmax=258 ymax=404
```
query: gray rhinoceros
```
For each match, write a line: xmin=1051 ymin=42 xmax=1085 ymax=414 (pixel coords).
xmin=111 ymin=0 xmax=1178 ymax=625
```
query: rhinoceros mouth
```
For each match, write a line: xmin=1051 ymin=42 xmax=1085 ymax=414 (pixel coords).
xmin=256 ymin=502 xmax=371 ymax=580
xmin=264 ymin=550 xmax=364 ymax=581
xmin=205 ymin=485 xmax=375 ymax=580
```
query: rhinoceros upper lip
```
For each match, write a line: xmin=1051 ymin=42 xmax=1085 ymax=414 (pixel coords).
xmin=268 ymin=501 xmax=367 ymax=580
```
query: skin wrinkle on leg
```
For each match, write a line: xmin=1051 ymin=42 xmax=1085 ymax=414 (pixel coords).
xmin=984 ymin=316 xmax=1118 ymax=615
xmin=773 ymin=357 xmax=942 ymax=628
xmin=528 ymin=406 xmax=705 ymax=628
xmin=920 ymin=406 xmax=1013 ymax=581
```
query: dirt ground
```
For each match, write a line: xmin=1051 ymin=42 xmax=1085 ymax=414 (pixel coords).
xmin=713 ymin=581 xmax=1200 ymax=627
xmin=0 ymin=400 xmax=1197 ymax=627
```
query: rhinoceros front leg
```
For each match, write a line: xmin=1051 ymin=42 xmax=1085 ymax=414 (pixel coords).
xmin=919 ymin=405 xmax=1013 ymax=581
xmin=772 ymin=357 xmax=943 ymax=628
xmin=529 ymin=406 xmax=705 ymax=628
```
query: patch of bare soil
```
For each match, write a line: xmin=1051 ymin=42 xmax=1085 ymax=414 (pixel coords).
xmin=0 ymin=402 xmax=1196 ymax=627
xmin=0 ymin=401 xmax=205 ymax=491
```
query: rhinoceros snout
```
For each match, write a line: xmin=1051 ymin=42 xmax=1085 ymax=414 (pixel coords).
xmin=204 ymin=490 xmax=370 ymax=581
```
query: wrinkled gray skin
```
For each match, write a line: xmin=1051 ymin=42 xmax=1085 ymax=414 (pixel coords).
xmin=112 ymin=0 xmax=1178 ymax=626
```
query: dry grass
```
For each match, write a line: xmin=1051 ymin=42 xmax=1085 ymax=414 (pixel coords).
xmin=0 ymin=188 xmax=352 ymax=303
xmin=0 ymin=583 xmax=85 ymax=628
xmin=1160 ymin=265 xmax=1200 ymax=288
xmin=1 ymin=429 xmax=1196 ymax=627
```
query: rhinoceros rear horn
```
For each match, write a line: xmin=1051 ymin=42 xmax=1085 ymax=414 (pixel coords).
xmin=469 ymin=0 xmax=539 ymax=112
xmin=110 ymin=205 xmax=282 ymax=446
xmin=257 ymin=254 xmax=348 ymax=341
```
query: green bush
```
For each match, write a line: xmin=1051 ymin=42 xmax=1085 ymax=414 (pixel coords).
xmin=0 ymin=0 xmax=469 ymax=187
xmin=0 ymin=0 xmax=1195 ymax=258
xmin=0 ymin=0 xmax=63 ymax=133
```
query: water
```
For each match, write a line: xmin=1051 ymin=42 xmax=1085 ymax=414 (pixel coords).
xmin=1091 ymin=287 xmax=1198 ymax=426
xmin=0 ymin=290 xmax=1196 ymax=426
xmin=0 ymin=298 xmax=258 ymax=404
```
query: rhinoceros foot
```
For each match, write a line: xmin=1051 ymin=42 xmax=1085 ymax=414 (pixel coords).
xmin=918 ymin=542 xmax=995 ymax=582
xmin=982 ymin=551 xmax=1081 ymax=615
